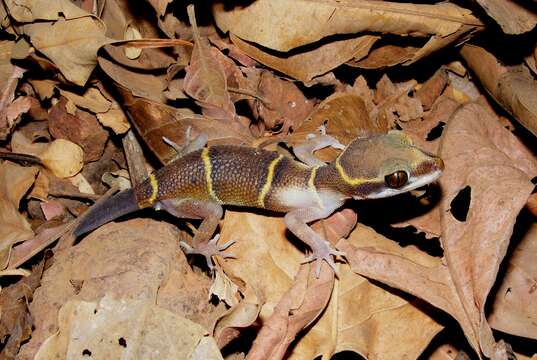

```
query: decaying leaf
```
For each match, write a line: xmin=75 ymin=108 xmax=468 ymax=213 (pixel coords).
xmin=19 ymin=220 xmax=225 ymax=358
xmin=230 ymin=33 xmax=379 ymax=82
xmin=34 ymin=295 xmax=223 ymax=360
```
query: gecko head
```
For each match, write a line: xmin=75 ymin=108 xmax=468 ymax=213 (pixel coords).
xmin=334 ymin=130 xmax=444 ymax=200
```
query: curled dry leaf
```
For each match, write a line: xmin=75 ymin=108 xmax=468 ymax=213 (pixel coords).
xmin=289 ymin=219 xmax=442 ymax=359
xmin=230 ymin=33 xmax=379 ymax=82
xmin=213 ymin=0 xmax=482 ymax=52
xmin=460 ymin=44 xmax=537 ymax=138
xmin=58 ymin=88 xmax=112 ymax=114
xmin=19 ymin=220 xmax=224 ymax=359
xmin=34 ymin=295 xmax=223 ymax=360
xmin=0 ymin=162 xmax=37 ymax=269
xmin=40 ymin=139 xmax=84 ymax=178
xmin=183 ymin=5 xmax=236 ymax=122
xmin=3 ymin=0 xmax=88 ymax=22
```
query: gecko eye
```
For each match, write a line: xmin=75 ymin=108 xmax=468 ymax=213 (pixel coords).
xmin=385 ymin=170 xmax=408 ymax=189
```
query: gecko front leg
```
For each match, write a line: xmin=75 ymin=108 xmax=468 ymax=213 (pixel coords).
xmin=156 ymin=198 xmax=235 ymax=268
xmin=293 ymin=125 xmax=345 ymax=166
xmin=284 ymin=200 xmax=346 ymax=277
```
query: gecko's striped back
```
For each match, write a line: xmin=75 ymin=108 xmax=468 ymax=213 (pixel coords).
xmin=134 ymin=145 xmax=312 ymax=211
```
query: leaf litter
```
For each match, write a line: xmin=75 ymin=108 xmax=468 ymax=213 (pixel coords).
xmin=0 ymin=0 xmax=536 ymax=359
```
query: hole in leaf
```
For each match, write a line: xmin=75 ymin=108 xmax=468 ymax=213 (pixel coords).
xmin=450 ymin=186 xmax=471 ymax=222
xmin=118 ymin=337 xmax=127 ymax=348
xmin=426 ymin=121 xmax=445 ymax=141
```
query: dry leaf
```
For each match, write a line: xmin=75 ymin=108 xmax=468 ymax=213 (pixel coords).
xmin=58 ymin=87 xmax=112 ymax=114
xmin=0 ymin=162 xmax=37 ymax=269
xmin=183 ymin=5 xmax=236 ymax=122
xmin=19 ymin=220 xmax=224 ymax=359
xmin=40 ymin=139 xmax=84 ymax=178
xmin=34 ymin=295 xmax=223 ymax=360
xmin=230 ymin=33 xmax=379 ymax=82
xmin=472 ymin=0 xmax=537 ymax=34
xmin=21 ymin=17 xmax=111 ymax=86
xmin=460 ymin=44 xmax=537 ymax=138
xmin=3 ymin=0 xmax=88 ymax=22
xmin=214 ymin=0 xmax=482 ymax=52
xmin=0 ymin=262 xmax=44 ymax=358
xmin=48 ymin=97 xmax=108 ymax=162
xmin=488 ymin=222 xmax=537 ymax=339
xmin=249 ymin=69 xmax=314 ymax=133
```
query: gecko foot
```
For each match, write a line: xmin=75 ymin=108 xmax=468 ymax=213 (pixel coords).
xmin=180 ymin=234 xmax=236 ymax=269
xmin=302 ymin=240 xmax=346 ymax=278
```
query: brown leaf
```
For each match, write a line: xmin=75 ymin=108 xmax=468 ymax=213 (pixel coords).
xmin=214 ymin=0 xmax=482 ymax=52
xmin=375 ymin=75 xmax=423 ymax=124
xmin=183 ymin=5 xmax=236 ymax=122
xmin=21 ymin=17 xmax=111 ymax=86
xmin=0 ymin=262 xmax=44 ymax=359
xmin=230 ymin=33 xmax=379 ymax=82
xmin=460 ymin=44 xmax=537 ymax=138
xmin=472 ymin=0 xmax=537 ymax=34
xmin=250 ymin=70 xmax=314 ymax=133
xmin=18 ymin=219 xmax=224 ymax=359
xmin=48 ymin=97 xmax=108 ymax=162
xmin=488 ymin=222 xmax=537 ymax=339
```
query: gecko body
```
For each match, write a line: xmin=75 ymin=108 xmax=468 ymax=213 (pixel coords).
xmin=74 ymin=130 xmax=444 ymax=275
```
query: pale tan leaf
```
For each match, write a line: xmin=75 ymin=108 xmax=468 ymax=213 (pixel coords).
xmin=34 ymin=295 xmax=223 ymax=360
xmin=40 ymin=139 xmax=84 ymax=178
xmin=19 ymin=220 xmax=224 ymax=358
xmin=22 ymin=17 xmax=111 ymax=86
xmin=59 ymin=88 xmax=112 ymax=114
xmin=3 ymin=0 xmax=88 ymax=22
xmin=213 ymin=0 xmax=482 ymax=52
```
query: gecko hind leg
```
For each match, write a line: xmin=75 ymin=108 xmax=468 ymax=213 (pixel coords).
xmin=157 ymin=198 xmax=235 ymax=269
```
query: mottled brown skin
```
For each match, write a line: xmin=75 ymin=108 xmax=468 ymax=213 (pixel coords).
xmin=74 ymin=131 xmax=444 ymax=277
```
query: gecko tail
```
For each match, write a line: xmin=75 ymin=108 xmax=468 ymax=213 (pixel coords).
xmin=73 ymin=189 xmax=140 ymax=237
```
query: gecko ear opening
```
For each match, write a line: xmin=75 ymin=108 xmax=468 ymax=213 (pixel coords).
xmin=384 ymin=170 xmax=408 ymax=189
